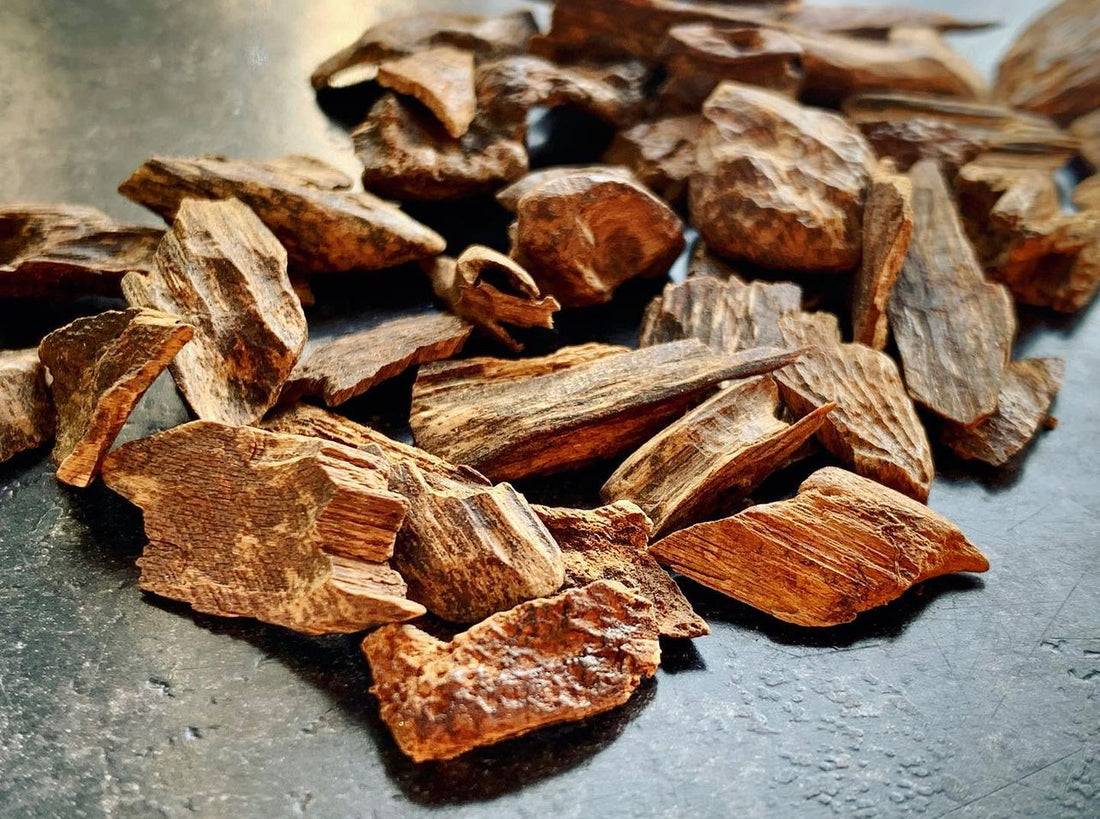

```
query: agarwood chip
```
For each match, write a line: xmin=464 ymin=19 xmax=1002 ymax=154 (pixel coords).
xmin=0 ymin=203 xmax=161 ymax=299
xmin=281 ymin=310 xmax=472 ymax=406
xmin=1073 ymin=176 xmax=1100 ymax=212
xmin=310 ymin=10 xmax=537 ymax=91
xmin=122 ymin=198 xmax=307 ymax=426
xmin=409 ymin=339 xmax=801 ymax=481
xmin=426 ymin=248 xmax=559 ymax=352
xmin=1069 ymin=109 xmax=1100 ymax=170
xmin=0 ymin=349 xmax=54 ymax=463
xmin=377 ymin=46 xmax=476 ymax=139
xmin=685 ymin=243 xmax=743 ymax=280
xmin=941 ymin=358 xmax=1065 ymax=466
xmin=690 ymin=82 xmax=874 ymax=272
xmin=603 ymin=375 xmax=833 ymax=537
xmin=602 ymin=115 xmax=703 ymax=204
xmin=495 ymin=164 xmax=638 ymax=211
xmin=781 ymin=5 xmax=994 ymax=36
xmin=119 ymin=154 xmax=444 ymax=274
xmin=650 ymin=467 xmax=989 ymax=627
xmin=887 ymin=160 xmax=1015 ymax=425
xmin=354 ymin=94 xmax=527 ymax=201
xmin=851 ymin=164 xmax=913 ymax=349
xmin=37 ymin=308 xmax=193 ymax=488
xmin=102 ymin=421 xmax=421 ymax=634
xmin=511 ymin=168 xmax=685 ymax=307
xmin=533 ymin=501 xmax=707 ymax=639
xmin=994 ymin=0 xmax=1100 ymax=124
xmin=362 ymin=579 xmax=660 ymax=762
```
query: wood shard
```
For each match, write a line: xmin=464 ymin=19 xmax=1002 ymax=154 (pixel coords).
xmin=534 ymin=501 xmax=707 ymax=639
xmin=122 ymin=198 xmax=307 ymax=426
xmin=887 ymin=160 xmax=1015 ymax=425
xmin=37 ymin=308 xmax=193 ymax=488
xmin=354 ymin=94 xmax=527 ymax=201
xmin=388 ymin=462 xmax=564 ymax=623
xmin=102 ymin=421 xmax=420 ymax=634
xmin=0 ymin=203 xmax=161 ymax=299
xmin=426 ymin=248 xmax=559 ymax=352
xmin=0 ymin=349 xmax=54 ymax=463
xmin=409 ymin=340 xmax=801 ymax=481
xmin=362 ymin=579 xmax=660 ymax=762
xmin=852 ymin=165 xmax=913 ymax=349
xmin=119 ymin=154 xmax=444 ymax=273
xmin=690 ymin=82 xmax=874 ymax=272
xmin=377 ymin=46 xmax=476 ymax=139
xmin=781 ymin=5 xmax=995 ymax=36
xmin=994 ymin=0 xmax=1100 ymax=124
xmin=650 ymin=467 xmax=989 ymax=627
xmin=495 ymin=164 xmax=637 ymax=211
xmin=603 ymin=376 xmax=833 ymax=537
xmin=310 ymin=10 xmax=536 ymax=91
xmin=512 ymin=169 xmax=685 ymax=307
xmin=941 ymin=358 xmax=1065 ymax=466
xmin=281 ymin=311 xmax=472 ymax=406
xmin=602 ymin=115 xmax=703 ymax=204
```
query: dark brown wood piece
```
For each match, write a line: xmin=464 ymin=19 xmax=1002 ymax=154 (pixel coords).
xmin=0 ymin=349 xmax=54 ymax=463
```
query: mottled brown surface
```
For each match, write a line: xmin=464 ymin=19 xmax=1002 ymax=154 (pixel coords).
xmin=362 ymin=580 xmax=660 ymax=762
xmin=378 ymin=46 xmax=476 ymax=139
xmin=534 ymin=501 xmax=707 ymax=639
xmin=0 ymin=349 xmax=54 ymax=463
xmin=122 ymin=198 xmax=307 ymax=426
xmin=495 ymin=164 xmax=637 ymax=211
xmin=38 ymin=308 xmax=193 ymax=488
xmin=690 ymin=82 xmax=874 ymax=272
xmin=602 ymin=115 xmax=703 ymax=204
xmin=102 ymin=421 xmax=422 ymax=634
xmin=650 ymin=467 xmax=989 ymax=627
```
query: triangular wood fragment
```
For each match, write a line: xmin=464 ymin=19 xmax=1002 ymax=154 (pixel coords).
xmin=118 ymin=154 xmax=445 ymax=273
xmin=0 ymin=349 xmax=54 ymax=463
xmin=942 ymin=358 xmax=1065 ymax=466
xmin=102 ymin=421 xmax=421 ymax=634
xmin=362 ymin=580 xmax=660 ymax=762
xmin=426 ymin=248 xmax=559 ymax=352
xmin=38 ymin=308 xmax=193 ymax=488
xmin=122 ymin=198 xmax=307 ymax=426
xmin=378 ymin=46 xmax=476 ymax=139
xmin=603 ymin=376 xmax=834 ymax=537
xmin=650 ymin=467 xmax=989 ymax=627
xmin=281 ymin=311 xmax=472 ymax=406
xmin=887 ymin=160 xmax=1015 ymax=425
xmin=534 ymin=501 xmax=708 ymax=639
xmin=602 ymin=115 xmax=703 ymax=204
xmin=851 ymin=164 xmax=913 ymax=349
xmin=410 ymin=340 xmax=802 ymax=481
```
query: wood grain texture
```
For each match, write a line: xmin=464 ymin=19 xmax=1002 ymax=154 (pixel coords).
xmin=102 ymin=421 xmax=421 ymax=634
xmin=512 ymin=169 xmax=685 ymax=307
xmin=886 ymin=160 xmax=1015 ymax=425
xmin=650 ymin=467 xmax=989 ymax=627
xmin=378 ymin=46 xmax=477 ymax=139
xmin=602 ymin=115 xmax=703 ymax=204
xmin=781 ymin=5 xmax=994 ymax=36
xmin=281 ymin=311 xmax=472 ymax=406
xmin=495 ymin=164 xmax=637 ymax=211
xmin=122 ymin=198 xmax=307 ymax=426
xmin=603 ymin=376 xmax=832 ymax=537
xmin=690 ymin=82 xmax=874 ymax=271
xmin=533 ymin=501 xmax=708 ymax=639
xmin=118 ymin=154 xmax=444 ymax=273
xmin=410 ymin=340 xmax=801 ymax=481
xmin=941 ymin=358 xmax=1065 ymax=466
xmin=0 ymin=349 xmax=54 ymax=463
xmin=37 ymin=308 xmax=193 ymax=488
xmin=362 ymin=580 xmax=660 ymax=762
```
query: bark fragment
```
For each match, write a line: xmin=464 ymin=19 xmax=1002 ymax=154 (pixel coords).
xmin=122 ymin=198 xmax=307 ymax=426
xmin=37 ymin=308 xmax=193 ymax=488
xmin=533 ymin=501 xmax=707 ymax=639
xmin=377 ymin=46 xmax=476 ymax=139
xmin=602 ymin=115 xmax=703 ymax=204
xmin=102 ymin=421 xmax=421 ymax=634
xmin=362 ymin=580 xmax=660 ymax=762
xmin=0 ymin=349 xmax=54 ymax=463
xmin=409 ymin=340 xmax=801 ymax=481
xmin=650 ymin=467 xmax=989 ymax=627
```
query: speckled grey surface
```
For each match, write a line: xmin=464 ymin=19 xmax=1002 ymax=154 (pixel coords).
xmin=1 ymin=1 xmax=1098 ymax=817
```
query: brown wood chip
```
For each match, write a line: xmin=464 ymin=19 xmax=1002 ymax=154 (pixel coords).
xmin=495 ymin=164 xmax=638 ymax=211
xmin=781 ymin=5 xmax=994 ymax=36
xmin=38 ymin=308 xmax=193 ymax=488
xmin=119 ymin=154 xmax=444 ymax=273
xmin=378 ymin=46 xmax=476 ymax=139
xmin=1073 ymin=175 xmax=1100 ymax=212
xmin=650 ymin=467 xmax=989 ymax=627
xmin=533 ymin=501 xmax=708 ymax=639
xmin=410 ymin=340 xmax=801 ymax=481
xmin=602 ymin=115 xmax=703 ymax=204
xmin=362 ymin=579 xmax=660 ymax=762
xmin=102 ymin=421 xmax=422 ymax=634
xmin=0 ymin=349 xmax=55 ymax=463
xmin=1070 ymin=109 xmax=1100 ymax=170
